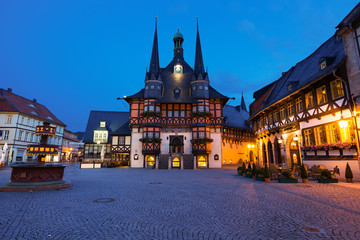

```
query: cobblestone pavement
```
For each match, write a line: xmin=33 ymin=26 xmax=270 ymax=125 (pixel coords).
xmin=1 ymin=164 xmax=360 ymax=240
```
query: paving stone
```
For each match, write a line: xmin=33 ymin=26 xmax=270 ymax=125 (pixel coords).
xmin=0 ymin=164 xmax=360 ymax=239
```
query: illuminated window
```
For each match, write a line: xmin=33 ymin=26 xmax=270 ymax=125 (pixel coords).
xmin=280 ymin=106 xmax=286 ymax=119
xmin=172 ymin=157 xmax=180 ymax=167
xmin=325 ymin=123 xmax=340 ymax=144
xmin=198 ymin=156 xmax=207 ymax=167
xmin=287 ymin=102 xmax=294 ymax=116
xmin=339 ymin=120 xmax=355 ymax=143
xmin=320 ymin=61 xmax=326 ymax=70
xmin=314 ymin=126 xmax=326 ymax=145
xmin=100 ymin=121 xmax=106 ymax=127
xmin=273 ymin=110 xmax=279 ymax=122
xmin=174 ymin=64 xmax=183 ymax=73
xmin=304 ymin=129 xmax=314 ymax=146
xmin=146 ymin=156 xmax=155 ymax=167
xmin=295 ymin=97 xmax=303 ymax=112
xmin=305 ymin=92 xmax=314 ymax=109
xmin=330 ymin=79 xmax=344 ymax=100
xmin=316 ymin=86 xmax=327 ymax=105
xmin=268 ymin=113 xmax=273 ymax=125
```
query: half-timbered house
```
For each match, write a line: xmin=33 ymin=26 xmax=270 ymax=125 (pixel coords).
xmin=249 ymin=34 xmax=359 ymax=178
xmin=125 ymin=19 xmax=255 ymax=169
xmin=83 ymin=111 xmax=131 ymax=165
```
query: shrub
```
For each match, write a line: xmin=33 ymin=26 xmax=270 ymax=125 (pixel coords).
xmin=263 ymin=165 xmax=270 ymax=178
xmin=300 ymin=164 xmax=308 ymax=179
xmin=256 ymin=168 xmax=264 ymax=177
xmin=237 ymin=166 xmax=242 ymax=175
xmin=247 ymin=163 xmax=252 ymax=171
xmin=280 ymin=170 xmax=295 ymax=179
xmin=242 ymin=162 xmax=246 ymax=173
xmin=320 ymin=169 xmax=334 ymax=180
xmin=252 ymin=163 xmax=257 ymax=176
xmin=345 ymin=163 xmax=353 ymax=179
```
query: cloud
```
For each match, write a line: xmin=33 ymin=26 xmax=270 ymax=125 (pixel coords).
xmin=237 ymin=19 xmax=256 ymax=32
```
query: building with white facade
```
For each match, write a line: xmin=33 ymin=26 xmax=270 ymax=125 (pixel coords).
xmin=0 ymin=88 xmax=65 ymax=163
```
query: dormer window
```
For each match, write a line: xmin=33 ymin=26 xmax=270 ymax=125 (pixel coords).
xmin=47 ymin=116 xmax=54 ymax=120
xmin=100 ymin=121 xmax=106 ymax=127
xmin=174 ymin=64 xmax=183 ymax=73
xmin=174 ymin=88 xmax=181 ymax=94
xmin=320 ymin=61 xmax=326 ymax=70
xmin=29 ymin=104 xmax=36 ymax=108
xmin=31 ymin=111 xmax=38 ymax=115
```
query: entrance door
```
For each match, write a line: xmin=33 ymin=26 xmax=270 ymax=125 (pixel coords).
xmin=197 ymin=155 xmax=207 ymax=168
xmin=289 ymin=139 xmax=300 ymax=168
xmin=146 ymin=155 xmax=155 ymax=168
xmin=262 ymin=143 xmax=267 ymax=164
xmin=172 ymin=157 xmax=180 ymax=168
xmin=267 ymin=141 xmax=274 ymax=164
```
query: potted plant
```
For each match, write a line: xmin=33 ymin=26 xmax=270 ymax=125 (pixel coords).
xmin=345 ymin=162 xmax=353 ymax=183
xmin=256 ymin=168 xmax=265 ymax=181
xmin=252 ymin=163 xmax=257 ymax=180
xmin=263 ymin=165 xmax=271 ymax=183
xmin=242 ymin=162 xmax=246 ymax=176
xmin=300 ymin=164 xmax=308 ymax=183
xmin=245 ymin=163 xmax=252 ymax=178
xmin=278 ymin=170 xmax=298 ymax=183
xmin=237 ymin=166 xmax=242 ymax=176
xmin=318 ymin=169 xmax=338 ymax=183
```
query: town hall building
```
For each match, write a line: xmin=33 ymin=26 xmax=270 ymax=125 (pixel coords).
xmin=123 ymin=19 xmax=255 ymax=169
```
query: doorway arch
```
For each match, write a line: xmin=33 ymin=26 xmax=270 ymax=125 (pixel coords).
xmin=267 ymin=141 xmax=274 ymax=164
xmin=289 ymin=137 xmax=301 ymax=168
xmin=249 ymin=150 xmax=254 ymax=162
xmin=274 ymin=137 xmax=281 ymax=165
xmin=262 ymin=143 xmax=267 ymax=165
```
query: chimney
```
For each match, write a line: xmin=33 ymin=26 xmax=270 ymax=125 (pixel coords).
xmin=33 ymin=99 xmax=37 ymax=103
xmin=7 ymin=88 xmax=12 ymax=93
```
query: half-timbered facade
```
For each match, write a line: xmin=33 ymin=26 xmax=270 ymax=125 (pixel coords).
xmin=249 ymin=34 xmax=359 ymax=178
xmin=83 ymin=111 xmax=131 ymax=165
xmin=125 ymin=19 xmax=255 ymax=169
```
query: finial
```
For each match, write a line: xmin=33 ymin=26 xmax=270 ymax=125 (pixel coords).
xmin=155 ymin=16 xmax=157 ymax=29
xmin=177 ymin=27 xmax=179 ymax=32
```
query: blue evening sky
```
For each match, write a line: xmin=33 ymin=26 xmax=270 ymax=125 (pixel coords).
xmin=1 ymin=0 xmax=358 ymax=132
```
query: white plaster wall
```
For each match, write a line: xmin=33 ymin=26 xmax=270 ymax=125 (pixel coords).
xmin=130 ymin=132 xmax=144 ymax=168
xmin=209 ymin=132 xmax=222 ymax=168
xmin=160 ymin=132 xmax=192 ymax=154
xmin=299 ymin=109 xmax=351 ymax=129
xmin=303 ymin=159 xmax=360 ymax=181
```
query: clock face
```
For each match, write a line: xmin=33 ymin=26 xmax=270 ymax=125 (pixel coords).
xmin=174 ymin=64 xmax=182 ymax=73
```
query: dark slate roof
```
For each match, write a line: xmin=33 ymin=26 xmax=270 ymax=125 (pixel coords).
xmin=126 ymin=89 xmax=144 ymax=99
xmin=223 ymin=105 xmax=252 ymax=131
xmin=336 ymin=2 xmax=360 ymax=29
xmin=0 ymin=88 xmax=66 ymax=126
xmin=158 ymin=58 xmax=195 ymax=103
xmin=125 ymin=60 xmax=229 ymax=103
xmin=83 ymin=111 xmax=130 ymax=143
xmin=112 ymin=121 xmax=131 ymax=135
xmin=75 ymin=132 xmax=85 ymax=141
xmin=250 ymin=34 xmax=345 ymax=119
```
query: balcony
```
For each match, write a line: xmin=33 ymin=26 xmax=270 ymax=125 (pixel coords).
xmin=26 ymin=144 xmax=59 ymax=155
xmin=35 ymin=126 xmax=56 ymax=136
xmin=192 ymin=142 xmax=211 ymax=154
xmin=142 ymin=142 xmax=161 ymax=155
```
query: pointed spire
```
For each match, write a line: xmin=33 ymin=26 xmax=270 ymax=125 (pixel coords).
xmin=149 ymin=16 xmax=160 ymax=76
xmin=241 ymin=93 xmax=247 ymax=112
xmin=194 ymin=17 xmax=205 ymax=78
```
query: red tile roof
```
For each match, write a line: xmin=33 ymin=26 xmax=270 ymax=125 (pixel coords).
xmin=0 ymin=89 xmax=66 ymax=126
